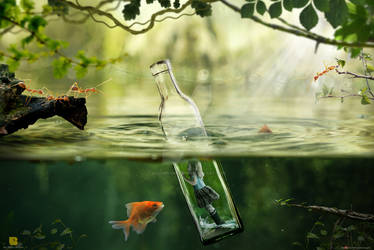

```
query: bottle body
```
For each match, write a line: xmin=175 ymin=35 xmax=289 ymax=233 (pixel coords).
xmin=174 ymin=159 xmax=243 ymax=245
xmin=150 ymin=59 xmax=243 ymax=244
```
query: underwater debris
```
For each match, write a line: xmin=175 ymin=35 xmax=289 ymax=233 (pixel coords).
xmin=0 ymin=64 xmax=87 ymax=136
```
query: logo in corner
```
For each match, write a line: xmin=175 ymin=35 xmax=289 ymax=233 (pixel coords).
xmin=9 ymin=237 xmax=18 ymax=246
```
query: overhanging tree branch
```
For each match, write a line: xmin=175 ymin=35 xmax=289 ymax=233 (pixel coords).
xmin=219 ymin=0 xmax=374 ymax=49
xmin=60 ymin=0 xmax=196 ymax=34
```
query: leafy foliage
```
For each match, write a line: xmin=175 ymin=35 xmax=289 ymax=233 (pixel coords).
xmin=240 ymin=0 xmax=374 ymax=57
xmin=241 ymin=2 xmax=255 ymax=18
xmin=122 ymin=0 xmax=141 ymax=20
xmin=269 ymin=1 xmax=282 ymax=18
xmin=0 ymin=0 xmax=123 ymax=78
xmin=18 ymin=219 xmax=86 ymax=249
xmin=191 ymin=0 xmax=212 ymax=17
xmin=293 ymin=216 xmax=374 ymax=250
xmin=122 ymin=0 xmax=212 ymax=20
xmin=313 ymin=0 xmax=329 ymax=12
xmin=325 ymin=0 xmax=348 ymax=29
xmin=314 ymin=54 xmax=374 ymax=105
xmin=1 ymin=0 xmax=373 ymax=81
xmin=256 ymin=1 xmax=267 ymax=15
xmin=299 ymin=4 xmax=318 ymax=30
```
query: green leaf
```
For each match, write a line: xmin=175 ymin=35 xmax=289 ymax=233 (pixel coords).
xmin=349 ymin=47 xmax=362 ymax=58
xmin=349 ymin=0 xmax=365 ymax=5
xmin=45 ymin=39 xmax=68 ymax=51
xmin=50 ymin=228 xmax=58 ymax=235
xmin=256 ymin=1 xmax=266 ymax=15
xmin=269 ymin=2 xmax=282 ymax=18
xmin=21 ymin=0 xmax=34 ymax=11
xmin=27 ymin=16 xmax=47 ymax=32
xmin=325 ymin=0 xmax=348 ymax=28
xmin=21 ymin=35 xmax=34 ymax=48
xmin=320 ymin=229 xmax=327 ymax=236
xmin=314 ymin=221 xmax=324 ymax=226
xmin=300 ymin=4 xmax=318 ymax=30
xmin=79 ymin=234 xmax=88 ymax=239
xmin=173 ymin=0 xmax=180 ymax=8
xmin=33 ymin=225 xmax=42 ymax=234
xmin=313 ymin=0 xmax=329 ymax=11
xmin=34 ymin=233 xmax=46 ymax=240
xmin=122 ymin=0 xmax=140 ymax=20
xmin=21 ymin=230 xmax=31 ymax=235
xmin=367 ymin=64 xmax=374 ymax=73
xmin=191 ymin=0 xmax=212 ymax=17
xmin=336 ymin=58 xmax=345 ymax=68
xmin=362 ymin=53 xmax=372 ymax=61
xmin=307 ymin=232 xmax=319 ymax=239
xmin=283 ymin=0 xmax=293 ymax=11
xmin=74 ymin=65 xmax=88 ymax=79
xmin=292 ymin=0 xmax=308 ymax=8
xmin=42 ymin=4 xmax=53 ymax=15
xmin=361 ymin=94 xmax=370 ymax=105
xmin=241 ymin=3 xmax=255 ymax=18
xmin=60 ymin=228 xmax=72 ymax=236
xmin=158 ymin=0 xmax=171 ymax=8
xmin=292 ymin=242 xmax=303 ymax=246
xmin=52 ymin=57 xmax=71 ymax=78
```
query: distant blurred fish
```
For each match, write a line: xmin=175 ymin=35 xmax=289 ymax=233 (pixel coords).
xmin=109 ymin=201 xmax=164 ymax=241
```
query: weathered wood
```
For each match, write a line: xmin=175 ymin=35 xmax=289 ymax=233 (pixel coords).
xmin=0 ymin=64 xmax=87 ymax=136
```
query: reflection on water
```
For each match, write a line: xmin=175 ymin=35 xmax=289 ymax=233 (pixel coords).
xmin=0 ymin=158 xmax=373 ymax=250
xmin=0 ymin=112 xmax=373 ymax=160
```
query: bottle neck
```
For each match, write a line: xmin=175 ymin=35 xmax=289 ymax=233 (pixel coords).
xmin=151 ymin=60 xmax=180 ymax=101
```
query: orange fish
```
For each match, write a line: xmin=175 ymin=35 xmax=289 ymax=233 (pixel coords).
xmin=109 ymin=201 xmax=164 ymax=241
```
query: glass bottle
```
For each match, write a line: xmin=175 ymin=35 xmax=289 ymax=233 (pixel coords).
xmin=150 ymin=59 xmax=243 ymax=245
xmin=150 ymin=59 xmax=207 ymax=140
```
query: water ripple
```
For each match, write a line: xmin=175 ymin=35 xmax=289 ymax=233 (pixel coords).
xmin=0 ymin=114 xmax=373 ymax=160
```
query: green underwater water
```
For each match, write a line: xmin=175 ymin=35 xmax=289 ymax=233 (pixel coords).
xmin=1 ymin=157 xmax=373 ymax=250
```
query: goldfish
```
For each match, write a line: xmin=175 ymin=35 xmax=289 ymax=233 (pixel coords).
xmin=109 ymin=201 xmax=164 ymax=241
